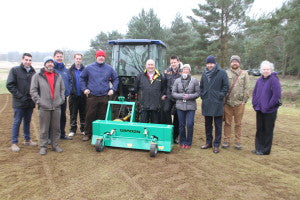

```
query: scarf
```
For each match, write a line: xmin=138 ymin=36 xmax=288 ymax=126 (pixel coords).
xmin=204 ymin=66 xmax=216 ymax=82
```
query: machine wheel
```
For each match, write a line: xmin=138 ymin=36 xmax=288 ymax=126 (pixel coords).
xmin=150 ymin=143 xmax=158 ymax=157
xmin=95 ymin=139 xmax=104 ymax=152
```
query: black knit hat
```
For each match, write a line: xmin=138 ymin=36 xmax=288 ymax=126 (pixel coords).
xmin=206 ymin=56 xmax=216 ymax=64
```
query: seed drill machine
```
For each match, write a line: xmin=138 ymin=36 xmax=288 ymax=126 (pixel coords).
xmin=91 ymin=39 xmax=173 ymax=157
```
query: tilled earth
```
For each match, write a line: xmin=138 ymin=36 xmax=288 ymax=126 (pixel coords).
xmin=0 ymin=93 xmax=299 ymax=200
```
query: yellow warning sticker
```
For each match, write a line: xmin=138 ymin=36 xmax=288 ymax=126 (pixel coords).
xmin=158 ymin=146 xmax=164 ymax=150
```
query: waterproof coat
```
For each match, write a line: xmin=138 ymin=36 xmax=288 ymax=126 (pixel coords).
xmin=54 ymin=63 xmax=72 ymax=96
xmin=30 ymin=69 xmax=65 ymax=110
xmin=135 ymin=70 xmax=165 ymax=110
xmin=80 ymin=62 xmax=119 ymax=96
xmin=225 ymin=68 xmax=250 ymax=107
xmin=200 ymin=65 xmax=229 ymax=116
xmin=69 ymin=64 xmax=85 ymax=96
xmin=172 ymin=76 xmax=200 ymax=111
xmin=252 ymin=72 xmax=281 ymax=113
xmin=6 ymin=64 xmax=36 ymax=108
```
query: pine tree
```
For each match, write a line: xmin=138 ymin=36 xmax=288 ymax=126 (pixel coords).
xmin=189 ymin=0 xmax=254 ymax=68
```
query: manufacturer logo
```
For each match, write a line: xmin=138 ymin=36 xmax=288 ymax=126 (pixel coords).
xmin=120 ymin=129 xmax=141 ymax=133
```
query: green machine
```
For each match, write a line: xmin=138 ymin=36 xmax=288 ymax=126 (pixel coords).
xmin=91 ymin=97 xmax=173 ymax=157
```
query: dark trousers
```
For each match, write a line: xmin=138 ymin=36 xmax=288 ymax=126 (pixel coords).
xmin=60 ymin=99 xmax=67 ymax=138
xmin=162 ymin=99 xmax=179 ymax=140
xmin=140 ymin=110 xmax=159 ymax=123
xmin=69 ymin=94 xmax=86 ymax=133
xmin=177 ymin=110 xmax=195 ymax=146
xmin=255 ymin=110 xmax=277 ymax=155
xmin=204 ymin=116 xmax=223 ymax=147
xmin=11 ymin=108 xmax=33 ymax=144
xmin=85 ymin=95 xmax=108 ymax=137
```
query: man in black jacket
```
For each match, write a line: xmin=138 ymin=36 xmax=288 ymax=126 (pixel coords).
xmin=135 ymin=59 xmax=165 ymax=123
xmin=68 ymin=53 xmax=86 ymax=137
xmin=6 ymin=53 xmax=37 ymax=152
xmin=162 ymin=56 xmax=182 ymax=143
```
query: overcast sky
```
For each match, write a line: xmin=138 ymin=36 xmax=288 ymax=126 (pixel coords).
xmin=0 ymin=0 xmax=287 ymax=53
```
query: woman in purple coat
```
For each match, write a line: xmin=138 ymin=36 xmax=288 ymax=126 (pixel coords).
xmin=252 ymin=60 xmax=281 ymax=155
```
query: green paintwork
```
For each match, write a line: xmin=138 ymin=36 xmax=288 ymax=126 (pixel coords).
xmin=91 ymin=100 xmax=173 ymax=153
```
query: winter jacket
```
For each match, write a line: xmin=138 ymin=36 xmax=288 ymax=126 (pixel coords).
xmin=164 ymin=66 xmax=182 ymax=100
xmin=6 ymin=64 xmax=36 ymax=108
xmin=225 ymin=68 xmax=250 ymax=107
xmin=172 ymin=76 xmax=200 ymax=111
xmin=30 ymin=68 xmax=65 ymax=110
xmin=252 ymin=72 xmax=281 ymax=113
xmin=200 ymin=65 xmax=229 ymax=116
xmin=54 ymin=63 xmax=72 ymax=96
xmin=80 ymin=62 xmax=119 ymax=96
xmin=135 ymin=70 xmax=165 ymax=110
xmin=69 ymin=64 xmax=85 ymax=96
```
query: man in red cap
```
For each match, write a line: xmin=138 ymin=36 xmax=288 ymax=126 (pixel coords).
xmin=80 ymin=50 xmax=119 ymax=141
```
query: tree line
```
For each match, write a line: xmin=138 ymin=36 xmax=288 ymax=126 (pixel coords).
xmin=85 ymin=0 xmax=299 ymax=77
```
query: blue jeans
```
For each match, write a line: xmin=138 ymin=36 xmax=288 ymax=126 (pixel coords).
xmin=11 ymin=108 xmax=34 ymax=144
xmin=177 ymin=110 xmax=195 ymax=146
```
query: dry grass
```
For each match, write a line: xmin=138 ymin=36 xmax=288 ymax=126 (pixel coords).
xmin=0 ymin=94 xmax=299 ymax=200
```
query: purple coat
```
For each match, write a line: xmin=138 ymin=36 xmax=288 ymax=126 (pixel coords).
xmin=252 ymin=72 xmax=281 ymax=113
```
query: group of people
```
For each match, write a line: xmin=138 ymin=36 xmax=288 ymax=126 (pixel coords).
xmin=133 ymin=54 xmax=281 ymax=155
xmin=6 ymin=50 xmax=281 ymax=156
xmin=7 ymin=50 xmax=118 ymax=155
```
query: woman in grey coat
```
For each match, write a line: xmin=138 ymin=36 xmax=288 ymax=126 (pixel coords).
xmin=172 ymin=64 xmax=200 ymax=149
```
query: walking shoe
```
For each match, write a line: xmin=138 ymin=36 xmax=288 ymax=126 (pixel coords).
xmin=222 ymin=142 xmax=229 ymax=149
xmin=52 ymin=146 xmax=63 ymax=153
xmin=235 ymin=143 xmax=242 ymax=150
xmin=185 ymin=145 xmax=191 ymax=149
xmin=180 ymin=145 xmax=185 ymax=149
xmin=81 ymin=131 xmax=85 ymax=135
xmin=251 ymin=150 xmax=257 ymax=154
xmin=255 ymin=151 xmax=264 ymax=155
xmin=173 ymin=138 xmax=179 ymax=144
xmin=213 ymin=147 xmax=220 ymax=153
xmin=39 ymin=148 xmax=47 ymax=155
xmin=11 ymin=144 xmax=20 ymax=152
xmin=60 ymin=136 xmax=73 ymax=140
xmin=201 ymin=144 xmax=212 ymax=149
xmin=68 ymin=132 xmax=75 ymax=137
xmin=82 ymin=135 xmax=91 ymax=141
xmin=24 ymin=140 xmax=38 ymax=146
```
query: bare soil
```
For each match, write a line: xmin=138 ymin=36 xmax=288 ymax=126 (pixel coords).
xmin=0 ymin=93 xmax=299 ymax=200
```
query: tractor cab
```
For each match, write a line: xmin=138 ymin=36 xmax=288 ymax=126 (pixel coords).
xmin=91 ymin=40 xmax=173 ymax=157
xmin=108 ymin=39 xmax=167 ymax=101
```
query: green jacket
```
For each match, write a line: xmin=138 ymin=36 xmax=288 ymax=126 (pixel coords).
xmin=225 ymin=68 xmax=250 ymax=107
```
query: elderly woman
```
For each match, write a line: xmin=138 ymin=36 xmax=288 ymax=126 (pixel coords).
xmin=172 ymin=64 xmax=200 ymax=149
xmin=252 ymin=60 xmax=281 ymax=155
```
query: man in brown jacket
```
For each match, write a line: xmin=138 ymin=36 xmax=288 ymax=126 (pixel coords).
xmin=222 ymin=55 xmax=250 ymax=150
xmin=30 ymin=57 xmax=65 ymax=155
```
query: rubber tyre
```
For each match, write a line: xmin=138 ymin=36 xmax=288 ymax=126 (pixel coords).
xmin=95 ymin=139 xmax=104 ymax=152
xmin=150 ymin=143 xmax=158 ymax=157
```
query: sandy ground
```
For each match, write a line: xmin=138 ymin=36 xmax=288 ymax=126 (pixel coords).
xmin=0 ymin=93 xmax=299 ymax=200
